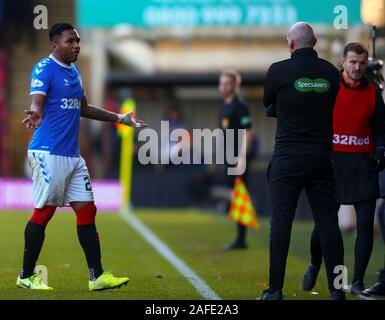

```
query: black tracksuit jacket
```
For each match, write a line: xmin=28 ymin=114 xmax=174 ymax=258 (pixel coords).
xmin=263 ymin=48 xmax=340 ymax=157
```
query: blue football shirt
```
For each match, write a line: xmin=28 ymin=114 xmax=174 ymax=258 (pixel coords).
xmin=28 ymin=54 xmax=85 ymax=157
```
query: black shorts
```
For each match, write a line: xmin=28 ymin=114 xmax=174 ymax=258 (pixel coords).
xmin=334 ymin=152 xmax=379 ymax=204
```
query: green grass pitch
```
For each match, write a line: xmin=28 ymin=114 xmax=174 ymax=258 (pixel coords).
xmin=0 ymin=209 xmax=383 ymax=300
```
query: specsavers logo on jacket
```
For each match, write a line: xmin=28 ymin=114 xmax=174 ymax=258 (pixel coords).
xmin=294 ymin=78 xmax=330 ymax=93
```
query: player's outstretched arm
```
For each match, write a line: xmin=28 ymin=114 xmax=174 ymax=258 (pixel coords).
xmin=22 ymin=94 xmax=45 ymax=129
xmin=80 ymin=96 xmax=147 ymax=128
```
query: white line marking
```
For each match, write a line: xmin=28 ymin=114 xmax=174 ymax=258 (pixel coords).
xmin=119 ymin=209 xmax=221 ymax=300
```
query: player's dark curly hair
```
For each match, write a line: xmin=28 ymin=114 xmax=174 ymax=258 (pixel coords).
xmin=343 ymin=42 xmax=369 ymax=59
xmin=49 ymin=22 xmax=75 ymax=42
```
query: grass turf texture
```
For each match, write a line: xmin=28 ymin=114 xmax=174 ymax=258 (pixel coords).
xmin=0 ymin=209 xmax=383 ymax=300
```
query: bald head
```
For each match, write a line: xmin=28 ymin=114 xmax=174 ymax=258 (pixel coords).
xmin=287 ymin=22 xmax=317 ymax=53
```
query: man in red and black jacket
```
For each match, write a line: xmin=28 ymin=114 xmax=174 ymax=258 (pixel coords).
xmin=302 ymin=43 xmax=385 ymax=297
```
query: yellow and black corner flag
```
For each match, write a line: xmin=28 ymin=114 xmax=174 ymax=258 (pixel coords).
xmin=118 ymin=98 xmax=136 ymax=211
xmin=229 ymin=177 xmax=260 ymax=229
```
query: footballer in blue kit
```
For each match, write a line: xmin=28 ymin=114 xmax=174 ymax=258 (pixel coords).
xmin=29 ymin=53 xmax=84 ymax=157
xmin=17 ymin=23 xmax=147 ymax=290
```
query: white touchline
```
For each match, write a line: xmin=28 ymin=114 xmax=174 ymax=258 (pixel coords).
xmin=119 ymin=209 xmax=222 ymax=300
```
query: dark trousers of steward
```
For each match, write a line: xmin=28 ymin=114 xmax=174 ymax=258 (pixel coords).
xmin=267 ymin=154 xmax=344 ymax=292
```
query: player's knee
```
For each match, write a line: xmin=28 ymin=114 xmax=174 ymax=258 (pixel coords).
xmin=76 ymin=203 xmax=97 ymax=225
xmin=30 ymin=206 xmax=56 ymax=226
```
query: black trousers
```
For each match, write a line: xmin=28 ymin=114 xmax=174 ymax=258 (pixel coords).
xmin=309 ymin=152 xmax=379 ymax=284
xmin=267 ymin=154 xmax=344 ymax=292
xmin=378 ymin=200 xmax=385 ymax=243
xmin=310 ymin=200 xmax=376 ymax=283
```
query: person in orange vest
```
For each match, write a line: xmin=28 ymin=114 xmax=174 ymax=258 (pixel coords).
xmin=302 ymin=43 xmax=385 ymax=297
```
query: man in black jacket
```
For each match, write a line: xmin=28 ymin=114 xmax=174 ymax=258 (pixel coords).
xmin=258 ymin=22 xmax=345 ymax=300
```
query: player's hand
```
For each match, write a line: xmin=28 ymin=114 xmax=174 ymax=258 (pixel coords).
xmin=22 ymin=110 xmax=42 ymax=129
xmin=117 ymin=112 xmax=147 ymax=128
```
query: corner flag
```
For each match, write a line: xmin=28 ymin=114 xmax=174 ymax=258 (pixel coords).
xmin=229 ymin=177 xmax=260 ymax=229
xmin=118 ymin=98 xmax=136 ymax=211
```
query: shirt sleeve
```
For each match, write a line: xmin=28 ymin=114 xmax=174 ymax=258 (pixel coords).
xmin=331 ymin=68 xmax=341 ymax=105
xmin=73 ymin=64 xmax=86 ymax=97
xmin=237 ymin=103 xmax=252 ymax=129
xmin=81 ymin=78 xmax=85 ymax=97
xmin=373 ymin=90 xmax=385 ymax=149
xmin=263 ymin=63 xmax=278 ymax=117
xmin=30 ymin=61 xmax=51 ymax=96
xmin=263 ymin=63 xmax=278 ymax=108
